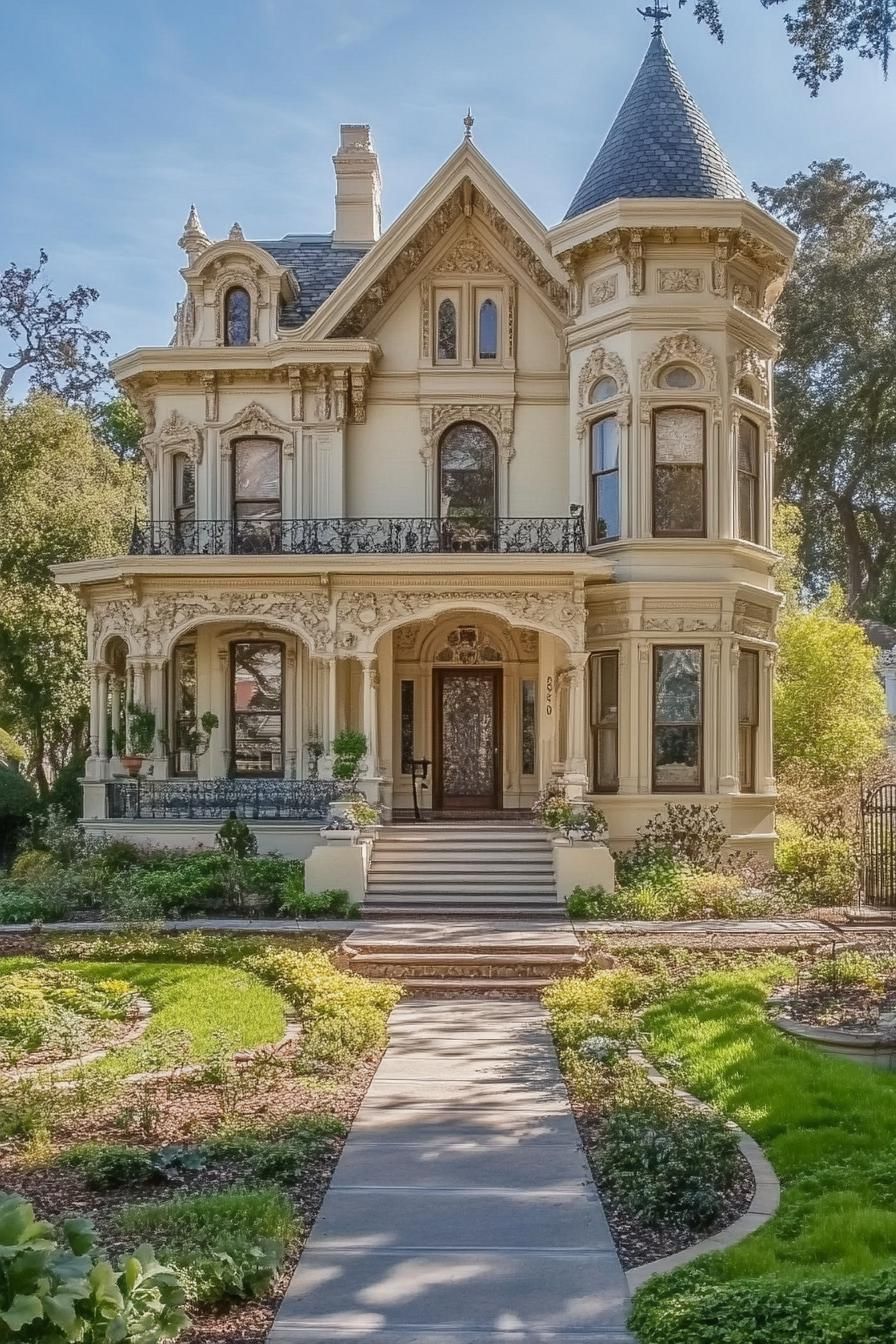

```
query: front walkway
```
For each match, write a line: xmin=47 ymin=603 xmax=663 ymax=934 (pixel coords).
xmin=269 ymin=998 xmax=635 ymax=1344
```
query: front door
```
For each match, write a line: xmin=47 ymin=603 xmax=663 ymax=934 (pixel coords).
xmin=434 ymin=668 xmax=502 ymax=811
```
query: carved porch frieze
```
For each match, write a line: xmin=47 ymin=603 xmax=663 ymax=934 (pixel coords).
xmin=336 ymin=587 xmax=586 ymax=651
xmin=587 ymin=274 xmax=618 ymax=307
xmin=657 ymin=267 xmax=704 ymax=294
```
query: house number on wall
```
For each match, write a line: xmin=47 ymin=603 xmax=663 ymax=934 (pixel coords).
xmin=545 ymin=675 xmax=554 ymax=717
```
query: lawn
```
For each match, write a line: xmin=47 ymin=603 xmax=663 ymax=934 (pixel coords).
xmin=60 ymin=959 xmax=288 ymax=1077
xmin=630 ymin=963 xmax=896 ymax=1342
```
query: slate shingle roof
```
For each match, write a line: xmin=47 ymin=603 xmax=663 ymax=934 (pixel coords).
xmin=564 ymin=33 xmax=745 ymax=220
xmin=253 ymin=235 xmax=369 ymax=327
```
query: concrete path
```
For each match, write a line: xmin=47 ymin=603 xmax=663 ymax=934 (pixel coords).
xmin=269 ymin=998 xmax=634 ymax=1344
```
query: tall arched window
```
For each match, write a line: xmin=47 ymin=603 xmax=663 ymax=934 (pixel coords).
xmin=653 ymin=408 xmax=705 ymax=537
xmin=590 ymin=417 xmax=619 ymax=543
xmin=437 ymin=298 xmax=458 ymax=361
xmin=737 ymin=418 xmax=760 ymax=543
xmin=478 ymin=298 xmax=498 ymax=360
xmin=439 ymin=423 xmax=497 ymax=547
xmin=224 ymin=286 xmax=251 ymax=346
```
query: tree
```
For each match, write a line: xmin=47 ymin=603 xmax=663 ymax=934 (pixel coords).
xmin=93 ymin=394 xmax=144 ymax=461
xmin=0 ymin=251 xmax=110 ymax=404
xmin=756 ymin=160 xmax=896 ymax=617
xmin=0 ymin=396 xmax=142 ymax=795
xmin=775 ymin=598 xmax=887 ymax=787
xmin=679 ymin=1 xmax=894 ymax=93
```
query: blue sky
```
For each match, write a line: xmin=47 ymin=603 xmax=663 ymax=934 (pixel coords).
xmin=2 ymin=0 xmax=894 ymax=361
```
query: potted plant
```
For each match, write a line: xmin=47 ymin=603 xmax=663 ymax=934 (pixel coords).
xmin=158 ymin=711 xmax=219 ymax=761
xmin=343 ymin=799 xmax=381 ymax=836
xmin=331 ymin=728 xmax=367 ymax=797
xmin=305 ymin=736 xmax=324 ymax=779
xmin=121 ymin=703 xmax=156 ymax=777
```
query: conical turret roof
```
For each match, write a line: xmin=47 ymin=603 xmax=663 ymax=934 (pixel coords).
xmin=564 ymin=33 xmax=745 ymax=220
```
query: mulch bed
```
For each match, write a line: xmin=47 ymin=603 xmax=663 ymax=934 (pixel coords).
xmin=1 ymin=1042 xmax=380 ymax=1344
xmin=783 ymin=981 xmax=896 ymax=1029
xmin=571 ymin=1104 xmax=755 ymax=1270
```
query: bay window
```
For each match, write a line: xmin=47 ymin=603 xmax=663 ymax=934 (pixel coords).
xmin=653 ymin=646 xmax=703 ymax=791
xmin=590 ymin=417 xmax=620 ymax=543
xmin=653 ymin=408 xmax=705 ymax=537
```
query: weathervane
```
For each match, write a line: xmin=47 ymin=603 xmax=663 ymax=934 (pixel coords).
xmin=637 ymin=4 xmax=671 ymax=36
xmin=463 ymin=108 xmax=474 ymax=142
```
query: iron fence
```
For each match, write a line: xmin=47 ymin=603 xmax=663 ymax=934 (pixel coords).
xmin=106 ymin=778 xmax=345 ymax=822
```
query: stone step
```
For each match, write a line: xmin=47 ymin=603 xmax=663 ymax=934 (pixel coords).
xmin=362 ymin=906 xmax=564 ymax=918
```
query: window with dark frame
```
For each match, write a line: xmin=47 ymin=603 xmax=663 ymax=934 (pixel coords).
xmin=478 ymin=298 xmax=498 ymax=360
xmin=590 ymin=417 xmax=620 ymax=543
xmin=521 ymin=680 xmax=536 ymax=776
xmin=172 ymin=643 xmax=197 ymax=776
xmin=738 ymin=648 xmax=760 ymax=792
xmin=590 ymin=651 xmax=619 ymax=793
xmin=652 ymin=646 xmax=703 ymax=791
xmin=233 ymin=437 xmax=281 ymax=548
xmin=438 ymin=423 xmax=497 ymax=525
xmin=224 ymin=286 xmax=251 ymax=346
xmin=653 ymin=408 xmax=705 ymax=537
xmin=173 ymin=453 xmax=195 ymax=543
xmin=737 ymin=418 xmax=760 ymax=543
xmin=400 ymin=680 xmax=415 ymax=773
xmin=437 ymin=297 xmax=458 ymax=361
xmin=231 ymin=641 xmax=284 ymax=776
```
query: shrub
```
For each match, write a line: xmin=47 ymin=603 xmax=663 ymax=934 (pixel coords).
xmin=544 ymin=969 xmax=663 ymax=1058
xmin=117 ymin=1188 xmax=296 ymax=1305
xmin=201 ymin=1114 xmax=345 ymax=1182
xmin=280 ymin=885 xmax=358 ymax=919
xmin=775 ymin=816 xmax=855 ymax=908
xmin=0 ymin=880 xmax=71 ymax=924
xmin=0 ymin=966 xmax=136 ymax=1060
xmin=10 ymin=848 xmax=58 ymax=881
xmin=215 ymin=816 xmax=257 ymax=858
xmin=63 ymin=1142 xmax=157 ymax=1188
xmin=632 ymin=803 xmax=728 ymax=870
xmin=0 ymin=766 xmax=37 ymax=865
xmin=599 ymin=1089 xmax=740 ymax=1229
xmin=809 ymin=949 xmax=886 ymax=991
xmin=0 ymin=1191 xmax=189 ymax=1342
xmin=566 ymin=886 xmax=620 ymax=919
xmin=243 ymin=946 xmax=400 ymax=1066
xmin=331 ymin=728 xmax=367 ymax=790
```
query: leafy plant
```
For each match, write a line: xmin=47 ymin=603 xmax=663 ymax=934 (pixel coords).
xmin=632 ymin=804 xmax=728 ymax=870
xmin=342 ymin=800 xmax=380 ymax=829
xmin=331 ymin=729 xmax=367 ymax=791
xmin=62 ymin=1143 xmax=157 ymax=1189
xmin=280 ymin=885 xmax=358 ymax=919
xmin=117 ymin=1189 xmax=296 ymax=1306
xmin=214 ymin=816 xmax=257 ymax=858
xmin=201 ymin=1114 xmax=345 ymax=1183
xmin=158 ymin=712 xmax=217 ymax=760
xmin=775 ymin=816 xmax=855 ymax=907
xmin=126 ymin=705 xmax=156 ymax=758
xmin=0 ymin=1191 xmax=189 ymax=1342
xmin=809 ymin=948 xmax=886 ymax=991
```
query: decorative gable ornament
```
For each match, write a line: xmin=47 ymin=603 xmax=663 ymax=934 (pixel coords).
xmin=577 ymin=346 xmax=630 ymax=408
xmin=640 ymin=331 xmax=719 ymax=392
xmin=729 ymin=346 xmax=770 ymax=405
xmin=142 ymin=410 xmax=204 ymax=469
xmin=434 ymin=230 xmax=504 ymax=274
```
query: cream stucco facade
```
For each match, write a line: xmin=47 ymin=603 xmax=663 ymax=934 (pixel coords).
xmin=56 ymin=42 xmax=796 ymax=860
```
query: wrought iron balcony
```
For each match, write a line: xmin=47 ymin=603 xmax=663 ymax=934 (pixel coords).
xmin=107 ymin=778 xmax=345 ymax=822
xmin=129 ymin=511 xmax=586 ymax=558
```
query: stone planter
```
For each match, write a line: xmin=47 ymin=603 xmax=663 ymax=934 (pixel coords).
xmin=552 ymin=837 xmax=616 ymax=899
xmin=773 ymin=1010 xmax=896 ymax=1070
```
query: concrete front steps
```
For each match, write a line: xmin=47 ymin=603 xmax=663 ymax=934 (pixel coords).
xmin=364 ymin=824 xmax=559 ymax=916
xmin=342 ymin=920 xmax=586 ymax=994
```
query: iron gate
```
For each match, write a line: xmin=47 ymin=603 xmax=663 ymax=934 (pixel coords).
xmin=860 ymin=782 xmax=896 ymax=907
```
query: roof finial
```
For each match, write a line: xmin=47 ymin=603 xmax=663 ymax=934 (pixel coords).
xmin=178 ymin=203 xmax=210 ymax=264
xmin=463 ymin=108 xmax=474 ymax=142
xmin=637 ymin=4 xmax=671 ymax=36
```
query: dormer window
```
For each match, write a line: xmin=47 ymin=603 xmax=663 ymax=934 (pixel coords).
xmin=660 ymin=364 xmax=699 ymax=390
xmin=437 ymin=298 xmax=458 ymax=361
xmin=478 ymin=298 xmax=498 ymax=360
xmin=224 ymin=286 xmax=251 ymax=346
xmin=590 ymin=376 xmax=618 ymax=404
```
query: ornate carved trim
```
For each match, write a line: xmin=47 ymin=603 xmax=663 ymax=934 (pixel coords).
xmin=587 ymin=274 xmax=618 ymax=307
xmin=419 ymin=402 xmax=515 ymax=464
xmin=143 ymin=410 xmax=204 ymax=469
xmin=350 ymin=366 xmax=370 ymax=424
xmin=434 ymin=229 xmax=504 ymax=274
xmin=640 ymin=331 xmax=719 ymax=393
xmin=336 ymin=587 xmax=585 ymax=653
xmin=577 ymin=346 xmax=631 ymax=408
xmin=210 ymin=264 xmax=262 ymax=345
xmin=657 ymin=267 xmax=704 ymax=294
xmin=729 ymin=346 xmax=770 ymax=405
xmin=93 ymin=591 xmax=333 ymax=660
xmin=218 ymin=401 xmax=296 ymax=457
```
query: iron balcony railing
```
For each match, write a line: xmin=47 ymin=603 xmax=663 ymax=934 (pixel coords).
xmin=106 ymin=778 xmax=346 ymax=822
xmin=129 ymin=510 xmax=586 ymax=558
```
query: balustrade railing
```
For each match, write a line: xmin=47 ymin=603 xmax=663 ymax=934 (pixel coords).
xmin=129 ymin=512 xmax=586 ymax=557
xmin=106 ymin=778 xmax=346 ymax=821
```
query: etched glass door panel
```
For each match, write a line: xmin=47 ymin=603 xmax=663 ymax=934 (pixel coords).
xmin=437 ymin=670 xmax=501 ymax=809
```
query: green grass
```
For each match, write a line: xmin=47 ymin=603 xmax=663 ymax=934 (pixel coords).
xmin=56 ymin=959 xmax=287 ymax=1077
xmin=117 ymin=1188 xmax=297 ymax=1304
xmin=629 ymin=963 xmax=896 ymax=1341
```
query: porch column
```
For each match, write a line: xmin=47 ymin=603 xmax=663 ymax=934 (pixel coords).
xmin=359 ymin=653 xmax=381 ymax=778
xmin=97 ymin=667 xmax=110 ymax=760
xmin=148 ymin=657 xmax=168 ymax=773
xmin=719 ymin=641 xmax=739 ymax=794
xmin=84 ymin=663 xmax=104 ymax=780
xmin=759 ymin=649 xmax=776 ymax=793
xmin=563 ymin=651 xmax=589 ymax=800
xmin=129 ymin=658 xmax=146 ymax=709
xmin=110 ymin=676 xmax=123 ymax=760
xmin=318 ymin=656 xmax=338 ymax=778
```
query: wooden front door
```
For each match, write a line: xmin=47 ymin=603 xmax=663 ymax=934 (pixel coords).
xmin=434 ymin=668 xmax=502 ymax=811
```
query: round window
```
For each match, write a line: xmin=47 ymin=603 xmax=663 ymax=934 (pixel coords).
xmin=590 ymin=376 xmax=618 ymax=403
xmin=661 ymin=365 xmax=699 ymax=389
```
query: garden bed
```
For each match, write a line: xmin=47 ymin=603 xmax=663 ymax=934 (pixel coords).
xmin=0 ymin=938 xmax=400 ymax=1344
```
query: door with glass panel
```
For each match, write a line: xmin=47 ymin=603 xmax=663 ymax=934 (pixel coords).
xmin=230 ymin=642 xmax=284 ymax=775
xmin=434 ymin=669 xmax=502 ymax=810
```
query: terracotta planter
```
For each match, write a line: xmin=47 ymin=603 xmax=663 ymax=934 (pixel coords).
xmin=120 ymin=755 xmax=144 ymax=777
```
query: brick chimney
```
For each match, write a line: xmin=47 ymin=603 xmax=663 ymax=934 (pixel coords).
xmin=333 ymin=124 xmax=382 ymax=247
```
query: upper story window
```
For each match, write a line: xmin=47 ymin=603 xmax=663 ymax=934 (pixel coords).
xmin=660 ymin=364 xmax=699 ymax=390
xmin=737 ymin=418 xmax=760 ymax=543
xmin=224 ymin=286 xmax=251 ymax=346
xmin=653 ymin=408 xmax=705 ymax=538
xmin=233 ymin=438 xmax=281 ymax=548
xmin=477 ymin=298 xmax=498 ymax=360
xmin=590 ymin=417 xmax=620 ymax=544
xmin=173 ymin=453 xmax=195 ymax=527
xmin=590 ymin=376 xmax=618 ymax=404
xmin=439 ymin=423 xmax=497 ymax=529
xmin=437 ymin=298 xmax=458 ymax=361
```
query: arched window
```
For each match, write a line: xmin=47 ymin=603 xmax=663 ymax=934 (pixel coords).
xmin=737 ymin=418 xmax=760 ymax=543
xmin=653 ymin=408 xmax=705 ymax=537
xmin=660 ymin=364 xmax=699 ymax=390
xmin=590 ymin=376 xmax=618 ymax=404
xmin=437 ymin=298 xmax=458 ymax=361
xmin=478 ymin=298 xmax=498 ymax=360
xmin=224 ymin=287 xmax=251 ymax=346
xmin=439 ymin=423 xmax=497 ymax=547
xmin=590 ymin=417 xmax=620 ymax=543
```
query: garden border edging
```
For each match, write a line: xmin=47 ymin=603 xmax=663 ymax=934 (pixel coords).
xmin=624 ymin=1048 xmax=780 ymax=1292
